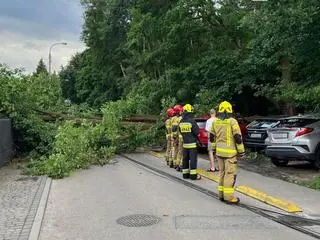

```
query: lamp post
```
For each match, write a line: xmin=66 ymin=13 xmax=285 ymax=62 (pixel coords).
xmin=48 ymin=42 xmax=67 ymax=74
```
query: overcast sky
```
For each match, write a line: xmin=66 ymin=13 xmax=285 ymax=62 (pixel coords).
xmin=0 ymin=0 xmax=86 ymax=73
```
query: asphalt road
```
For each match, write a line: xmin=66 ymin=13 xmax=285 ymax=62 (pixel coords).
xmin=39 ymin=155 xmax=316 ymax=240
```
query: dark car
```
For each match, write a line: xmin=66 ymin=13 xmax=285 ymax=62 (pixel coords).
xmin=243 ymin=117 xmax=285 ymax=151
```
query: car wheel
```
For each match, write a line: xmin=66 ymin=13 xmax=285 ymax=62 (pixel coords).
xmin=271 ymin=158 xmax=289 ymax=167
xmin=312 ymin=149 xmax=320 ymax=170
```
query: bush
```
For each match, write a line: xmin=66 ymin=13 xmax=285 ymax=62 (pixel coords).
xmin=274 ymin=82 xmax=320 ymax=113
xmin=25 ymin=121 xmax=114 ymax=178
xmin=0 ymin=65 xmax=64 ymax=156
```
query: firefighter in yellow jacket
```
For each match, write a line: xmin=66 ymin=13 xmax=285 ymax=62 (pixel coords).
xmin=210 ymin=101 xmax=245 ymax=204
xmin=170 ymin=105 xmax=182 ymax=168
xmin=172 ymin=105 xmax=184 ymax=171
xmin=165 ymin=108 xmax=175 ymax=166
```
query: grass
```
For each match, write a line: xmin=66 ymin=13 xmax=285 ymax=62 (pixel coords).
xmin=300 ymin=177 xmax=320 ymax=190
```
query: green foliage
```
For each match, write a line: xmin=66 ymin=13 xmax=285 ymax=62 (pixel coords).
xmin=0 ymin=64 xmax=62 ymax=155
xmin=301 ymin=177 xmax=320 ymax=190
xmin=59 ymin=0 xmax=319 ymax=115
xmin=34 ymin=58 xmax=48 ymax=76
xmin=274 ymin=82 xmax=320 ymax=112
xmin=25 ymin=121 xmax=114 ymax=178
xmin=195 ymin=88 xmax=229 ymax=115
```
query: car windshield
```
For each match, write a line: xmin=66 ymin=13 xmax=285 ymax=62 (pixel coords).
xmin=196 ymin=121 xmax=206 ymax=128
xmin=277 ymin=118 xmax=319 ymax=128
xmin=248 ymin=119 xmax=279 ymax=129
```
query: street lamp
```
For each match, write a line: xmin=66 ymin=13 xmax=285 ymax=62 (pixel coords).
xmin=48 ymin=42 xmax=67 ymax=74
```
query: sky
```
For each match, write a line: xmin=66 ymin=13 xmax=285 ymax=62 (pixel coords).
xmin=0 ymin=0 xmax=87 ymax=73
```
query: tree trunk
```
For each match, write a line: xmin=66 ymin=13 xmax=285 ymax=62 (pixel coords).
xmin=280 ymin=58 xmax=295 ymax=115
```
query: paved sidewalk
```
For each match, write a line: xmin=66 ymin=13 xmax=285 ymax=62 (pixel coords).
xmin=148 ymin=151 xmax=320 ymax=217
xmin=195 ymin=156 xmax=320 ymax=217
xmin=0 ymin=165 xmax=47 ymax=240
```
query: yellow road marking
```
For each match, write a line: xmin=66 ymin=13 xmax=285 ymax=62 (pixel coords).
xmin=197 ymin=169 xmax=219 ymax=182
xmin=148 ymin=151 xmax=303 ymax=213
xmin=236 ymin=185 xmax=302 ymax=213
xmin=149 ymin=151 xmax=165 ymax=159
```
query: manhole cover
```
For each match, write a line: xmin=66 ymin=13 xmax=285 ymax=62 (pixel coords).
xmin=15 ymin=176 xmax=38 ymax=182
xmin=116 ymin=214 xmax=160 ymax=227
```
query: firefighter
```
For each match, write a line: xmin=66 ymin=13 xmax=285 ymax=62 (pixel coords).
xmin=165 ymin=108 xmax=175 ymax=166
xmin=172 ymin=105 xmax=184 ymax=171
xmin=169 ymin=108 xmax=178 ymax=168
xmin=210 ymin=101 xmax=245 ymax=204
xmin=179 ymin=104 xmax=201 ymax=180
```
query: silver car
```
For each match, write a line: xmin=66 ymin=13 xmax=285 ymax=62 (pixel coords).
xmin=265 ymin=114 xmax=320 ymax=169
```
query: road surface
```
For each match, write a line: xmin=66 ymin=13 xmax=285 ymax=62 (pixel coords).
xmin=39 ymin=155 xmax=316 ymax=240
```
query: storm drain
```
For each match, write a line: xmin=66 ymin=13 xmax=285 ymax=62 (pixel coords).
xmin=116 ymin=214 xmax=161 ymax=227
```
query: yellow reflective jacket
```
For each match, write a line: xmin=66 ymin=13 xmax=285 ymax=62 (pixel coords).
xmin=211 ymin=117 xmax=245 ymax=158
xmin=171 ymin=116 xmax=180 ymax=138
xmin=174 ymin=116 xmax=183 ymax=138
xmin=165 ymin=117 xmax=172 ymax=138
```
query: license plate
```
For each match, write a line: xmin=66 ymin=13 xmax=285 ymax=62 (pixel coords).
xmin=250 ymin=133 xmax=261 ymax=138
xmin=273 ymin=133 xmax=288 ymax=139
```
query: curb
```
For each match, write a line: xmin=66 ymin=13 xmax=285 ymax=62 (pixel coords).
xmin=28 ymin=177 xmax=52 ymax=240
xmin=236 ymin=185 xmax=302 ymax=213
xmin=149 ymin=151 xmax=164 ymax=159
xmin=149 ymin=151 xmax=303 ymax=213
xmin=197 ymin=169 xmax=219 ymax=182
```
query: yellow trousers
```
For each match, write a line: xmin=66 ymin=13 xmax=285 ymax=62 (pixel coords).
xmin=165 ymin=135 xmax=172 ymax=164
xmin=171 ymin=137 xmax=178 ymax=166
xmin=172 ymin=136 xmax=183 ymax=167
xmin=176 ymin=136 xmax=183 ymax=166
xmin=217 ymin=156 xmax=238 ymax=201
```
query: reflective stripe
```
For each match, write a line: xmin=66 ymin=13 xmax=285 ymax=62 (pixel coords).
xmin=183 ymin=143 xmax=197 ymax=148
xmin=190 ymin=169 xmax=197 ymax=175
xmin=215 ymin=119 xmax=231 ymax=126
xmin=237 ymin=144 xmax=245 ymax=153
xmin=226 ymin=125 xmax=229 ymax=147
xmin=218 ymin=185 xmax=224 ymax=191
xmin=223 ymin=187 xmax=235 ymax=194
xmin=217 ymin=148 xmax=237 ymax=155
xmin=182 ymin=169 xmax=190 ymax=174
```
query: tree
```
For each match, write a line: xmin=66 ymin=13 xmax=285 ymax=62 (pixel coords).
xmin=62 ymin=0 xmax=320 ymax=114
xmin=34 ymin=58 xmax=48 ymax=76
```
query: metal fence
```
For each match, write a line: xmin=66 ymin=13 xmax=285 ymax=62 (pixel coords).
xmin=0 ymin=118 xmax=13 ymax=166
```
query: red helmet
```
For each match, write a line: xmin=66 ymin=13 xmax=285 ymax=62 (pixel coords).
xmin=173 ymin=104 xmax=183 ymax=115
xmin=166 ymin=108 xmax=175 ymax=117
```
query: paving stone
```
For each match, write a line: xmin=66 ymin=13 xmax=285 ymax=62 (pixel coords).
xmin=0 ymin=165 xmax=47 ymax=240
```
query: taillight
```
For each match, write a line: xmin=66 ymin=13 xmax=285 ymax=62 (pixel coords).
xmin=295 ymin=128 xmax=313 ymax=137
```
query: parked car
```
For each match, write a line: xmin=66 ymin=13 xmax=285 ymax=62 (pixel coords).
xmin=265 ymin=114 xmax=320 ymax=169
xmin=243 ymin=117 xmax=284 ymax=151
xmin=195 ymin=116 xmax=248 ymax=151
xmin=195 ymin=117 xmax=209 ymax=150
